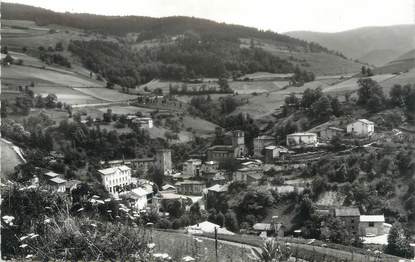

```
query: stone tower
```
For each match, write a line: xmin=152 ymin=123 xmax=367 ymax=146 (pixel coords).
xmin=155 ymin=149 xmax=172 ymax=175
xmin=231 ymin=130 xmax=245 ymax=147
xmin=231 ymin=130 xmax=247 ymax=158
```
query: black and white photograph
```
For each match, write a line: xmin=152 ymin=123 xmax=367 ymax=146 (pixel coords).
xmin=1 ymin=0 xmax=415 ymax=261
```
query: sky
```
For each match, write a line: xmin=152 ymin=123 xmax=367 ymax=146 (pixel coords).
xmin=6 ymin=0 xmax=415 ymax=33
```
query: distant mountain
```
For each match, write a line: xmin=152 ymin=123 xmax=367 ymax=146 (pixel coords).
xmin=1 ymin=2 xmax=363 ymax=80
xmin=286 ymin=25 xmax=415 ymax=66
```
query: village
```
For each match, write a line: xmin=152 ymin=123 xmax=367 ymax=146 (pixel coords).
xmin=29 ymin=115 xmax=399 ymax=244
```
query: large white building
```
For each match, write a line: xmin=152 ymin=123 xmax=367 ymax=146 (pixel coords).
xmin=98 ymin=165 xmax=132 ymax=194
xmin=347 ymin=119 xmax=374 ymax=137
xmin=286 ymin=132 xmax=318 ymax=148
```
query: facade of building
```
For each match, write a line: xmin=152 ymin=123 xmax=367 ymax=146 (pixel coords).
xmin=98 ymin=165 xmax=132 ymax=194
xmin=264 ymin=146 xmax=289 ymax=163
xmin=319 ymin=127 xmax=345 ymax=140
xmin=48 ymin=177 xmax=67 ymax=192
xmin=346 ymin=119 xmax=374 ymax=137
xmin=207 ymin=145 xmax=234 ymax=162
xmin=253 ymin=135 xmax=275 ymax=157
xmin=155 ymin=149 xmax=172 ymax=175
xmin=132 ymin=117 xmax=153 ymax=128
xmin=183 ymin=159 xmax=202 ymax=177
xmin=334 ymin=208 xmax=360 ymax=235
xmin=175 ymin=180 xmax=206 ymax=195
xmin=359 ymin=215 xmax=385 ymax=236
xmin=286 ymin=132 xmax=318 ymax=148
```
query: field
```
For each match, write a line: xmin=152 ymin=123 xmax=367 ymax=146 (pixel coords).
xmin=230 ymin=80 xmax=289 ymax=94
xmin=2 ymin=65 xmax=103 ymax=88
xmin=240 ymin=38 xmax=363 ymax=76
xmin=73 ymin=87 xmax=137 ymax=102
xmin=1 ymin=139 xmax=23 ymax=178
xmin=324 ymin=74 xmax=397 ymax=94
xmin=182 ymin=115 xmax=218 ymax=135
xmin=379 ymin=68 xmax=415 ymax=95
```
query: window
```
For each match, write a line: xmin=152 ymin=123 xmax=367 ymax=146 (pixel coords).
xmin=369 ymin=222 xmax=374 ymax=227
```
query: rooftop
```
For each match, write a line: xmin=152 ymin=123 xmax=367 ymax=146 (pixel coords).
xmin=44 ymin=171 xmax=60 ymax=178
xmin=49 ymin=177 xmax=67 ymax=184
xmin=98 ymin=165 xmax=131 ymax=176
xmin=175 ymin=180 xmax=206 ymax=186
xmin=208 ymin=145 xmax=234 ymax=151
xmin=335 ymin=208 xmax=360 ymax=217
xmin=287 ymin=132 xmax=317 ymax=137
xmin=255 ymin=135 xmax=275 ymax=140
xmin=357 ymin=119 xmax=374 ymax=125
xmin=253 ymin=223 xmax=272 ymax=231
xmin=207 ymin=184 xmax=228 ymax=193
xmin=360 ymin=215 xmax=385 ymax=222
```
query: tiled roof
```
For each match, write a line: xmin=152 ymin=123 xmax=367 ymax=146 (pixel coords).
xmin=335 ymin=208 xmax=360 ymax=217
xmin=49 ymin=177 xmax=67 ymax=184
xmin=287 ymin=132 xmax=317 ymax=137
xmin=360 ymin=215 xmax=385 ymax=222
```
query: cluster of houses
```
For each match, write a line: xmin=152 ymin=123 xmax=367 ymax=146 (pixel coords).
xmin=35 ymin=117 xmax=382 ymax=239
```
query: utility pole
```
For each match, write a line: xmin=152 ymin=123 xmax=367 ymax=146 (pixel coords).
xmin=214 ymin=227 xmax=218 ymax=262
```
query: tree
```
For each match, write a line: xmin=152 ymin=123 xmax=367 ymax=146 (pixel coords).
xmin=357 ymin=78 xmax=385 ymax=112
xmin=361 ymin=66 xmax=366 ymax=75
xmin=311 ymin=95 xmax=333 ymax=121
xmin=385 ymin=222 xmax=414 ymax=258
xmin=3 ymin=54 xmax=14 ymax=65
xmin=45 ymin=93 xmax=58 ymax=108
xmin=250 ymin=240 xmax=291 ymax=262
xmin=301 ymin=88 xmax=322 ymax=109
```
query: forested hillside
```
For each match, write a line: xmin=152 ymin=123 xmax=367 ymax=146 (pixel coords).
xmin=67 ymin=35 xmax=301 ymax=86
xmin=2 ymin=2 xmax=343 ymax=55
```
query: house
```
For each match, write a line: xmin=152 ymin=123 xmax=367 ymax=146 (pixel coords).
xmin=161 ymin=184 xmax=177 ymax=193
xmin=120 ymin=188 xmax=148 ymax=210
xmin=175 ymin=180 xmax=206 ymax=195
xmin=319 ymin=127 xmax=345 ymax=140
xmin=98 ymin=165 xmax=132 ymax=194
xmin=253 ymin=135 xmax=275 ymax=157
xmin=252 ymin=223 xmax=284 ymax=237
xmin=48 ymin=177 xmax=67 ymax=193
xmin=233 ymin=167 xmax=264 ymax=184
xmin=201 ymin=161 xmax=219 ymax=174
xmin=286 ymin=132 xmax=318 ymax=148
xmin=359 ymin=215 xmax=385 ymax=236
xmin=132 ymin=117 xmax=153 ymax=128
xmin=264 ymin=146 xmax=289 ymax=163
xmin=183 ymin=159 xmax=202 ymax=177
xmin=346 ymin=119 xmax=374 ymax=137
xmin=65 ymin=180 xmax=81 ymax=193
xmin=334 ymin=208 xmax=360 ymax=235
xmin=186 ymin=221 xmax=234 ymax=235
xmin=43 ymin=171 xmax=61 ymax=181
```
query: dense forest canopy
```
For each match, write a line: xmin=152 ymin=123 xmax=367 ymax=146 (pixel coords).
xmin=2 ymin=2 xmax=343 ymax=56
xmin=68 ymin=35 xmax=299 ymax=86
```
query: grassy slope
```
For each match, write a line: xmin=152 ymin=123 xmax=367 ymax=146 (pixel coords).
xmin=241 ymin=38 xmax=363 ymax=76
xmin=1 ymin=20 xmax=140 ymax=105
